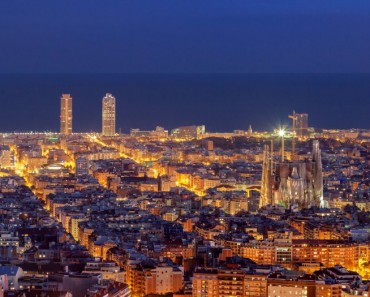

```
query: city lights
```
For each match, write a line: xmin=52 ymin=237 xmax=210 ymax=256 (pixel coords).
xmin=0 ymin=1 xmax=368 ymax=296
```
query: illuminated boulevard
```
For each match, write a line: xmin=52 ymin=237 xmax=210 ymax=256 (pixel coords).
xmin=2 ymin=1 xmax=370 ymax=296
xmin=1 ymin=121 xmax=370 ymax=297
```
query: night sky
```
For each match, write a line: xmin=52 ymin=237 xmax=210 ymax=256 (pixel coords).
xmin=1 ymin=1 xmax=370 ymax=74
xmin=1 ymin=1 xmax=370 ymax=132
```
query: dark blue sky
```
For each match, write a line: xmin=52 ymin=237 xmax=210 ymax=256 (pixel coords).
xmin=1 ymin=73 xmax=370 ymax=132
xmin=1 ymin=1 xmax=370 ymax=132
xmin=1 ymin=1 xmax=370 ymax=73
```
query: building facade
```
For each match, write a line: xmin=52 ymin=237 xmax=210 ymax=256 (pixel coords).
xmin=296 ymin=113 xmax=309 ymax=138
xmin=75 ymin=156 xmax=89 ymax=176
xmin=171 ymin=125 xmax=205 ymax=140
xmin=60 ymin=94 xmax=72 ymax=135
xmin=260 ymin=140 xmax=323 ymax=210
xmin=102 ymin=93 xmax=116 ymax=136
xmin=192 ymin=268 xmax=268 ymax=297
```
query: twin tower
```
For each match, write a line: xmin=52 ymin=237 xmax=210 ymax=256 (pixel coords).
xmin=60 ymin=93 xmax=116 ymax=136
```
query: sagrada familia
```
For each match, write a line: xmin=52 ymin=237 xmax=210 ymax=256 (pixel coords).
xmin=260 ymin=140 xmax=323 ymax=210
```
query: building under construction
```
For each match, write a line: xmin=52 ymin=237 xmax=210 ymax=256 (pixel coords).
xmin=260 ymin=140 xmax=323 ymax=210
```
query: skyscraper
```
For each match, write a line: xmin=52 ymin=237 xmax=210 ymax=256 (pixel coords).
xmin=60 ymin=94 xmax=72 ymax=134
xmin=102 ymin=93 xmax=116 ymax=136
xmin=295 ymin=113 xmax=309 ymax=138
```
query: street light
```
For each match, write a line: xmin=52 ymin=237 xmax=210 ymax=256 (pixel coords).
xmin=278 ymin=128 xmax=286 ymax=137
xmin=277 ymin=128 xmax=286 ymax=161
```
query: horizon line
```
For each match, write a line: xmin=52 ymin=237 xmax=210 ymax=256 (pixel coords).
xmin=1 ymin=72 xmax=370 ymax=75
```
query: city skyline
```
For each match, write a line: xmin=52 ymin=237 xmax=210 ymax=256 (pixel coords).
xmin=1 ymin=73 xmax=370 ymax=133
xmin=1 ymin=2 xmax=370 ymax=297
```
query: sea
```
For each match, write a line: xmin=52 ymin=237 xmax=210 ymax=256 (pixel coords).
xmin=0 ymin=73 xmax=369 ymax=133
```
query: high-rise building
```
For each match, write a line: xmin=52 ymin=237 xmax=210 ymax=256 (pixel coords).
xmin=296 ymin=113 xmax=309 ymax=138
xmin=60 ymin=94 xmax=72 ymax=134
xmin=102 ymin=93 xmax=116 ymax=136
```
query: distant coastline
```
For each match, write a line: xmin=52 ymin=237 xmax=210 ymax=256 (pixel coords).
xmin=0 ymin=73 xmax=369 ymax=133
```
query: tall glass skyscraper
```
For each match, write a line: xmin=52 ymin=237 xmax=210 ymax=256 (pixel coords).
xmin=102 ymin=93 xmax=116 ymax=136
xmin=60 ymin=94 xmax=72 ymax=134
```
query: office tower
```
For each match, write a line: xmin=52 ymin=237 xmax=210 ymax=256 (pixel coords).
xmin=60 ymin=94 xmax=72 ymax=134
xmin=295 ymin=113 xmax=309 ymax=138
xmin=260 ymin=140 xmax=323 ymax=210
xmin=102 ymin=93 xmax=116 ymax=136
